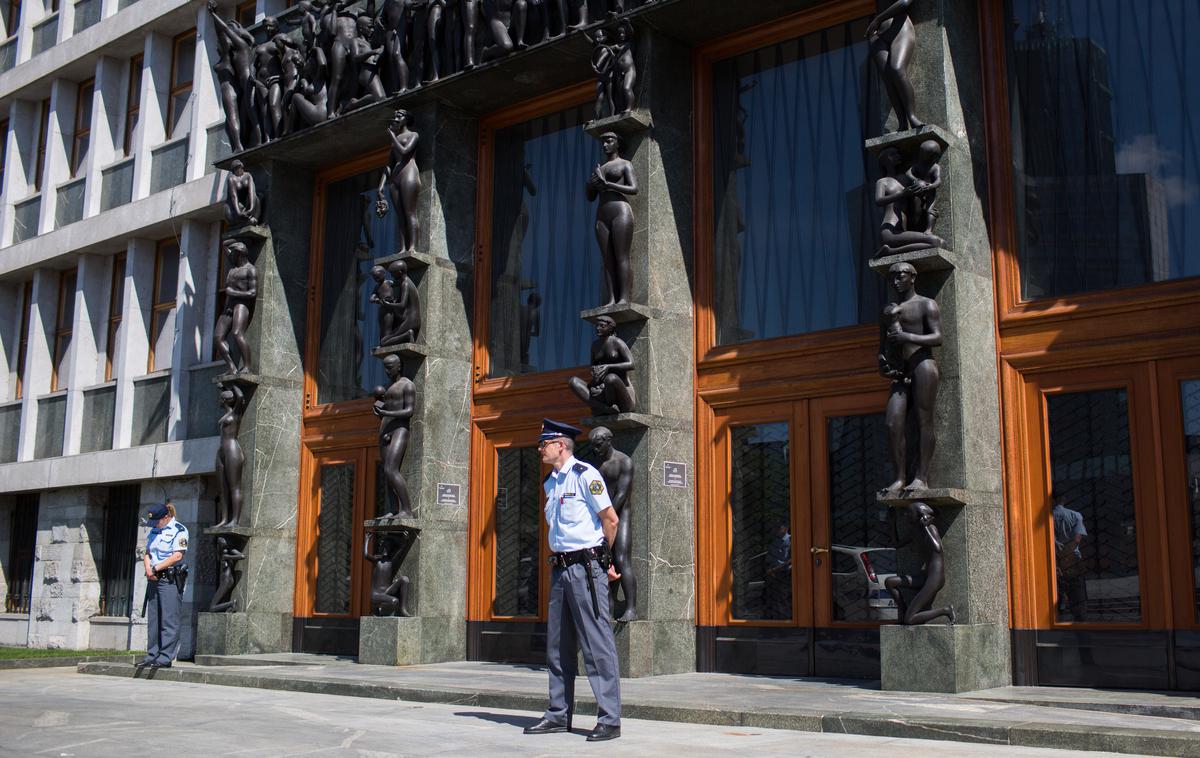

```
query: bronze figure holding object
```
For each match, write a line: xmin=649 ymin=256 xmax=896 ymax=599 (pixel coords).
xmin=376 ymin=109 xmax=422 ymax=255
xmin=364 ymin=529 xmax=417 ymax=616
xmin=587 ymin=132 xmax=637 ymax=307
xmin=214 ymin=238 xmax=257 ymax=375
xmin=375 ymin=355 xmax=416 ymax=518
xmin=568 ymin=316 xmax=635 ymax=415
xmin=885 ymin=501 xmax=955 ymax=625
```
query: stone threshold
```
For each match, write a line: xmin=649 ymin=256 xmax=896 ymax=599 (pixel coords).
xmin=78 ymin=660 xmax=1200 ymax=757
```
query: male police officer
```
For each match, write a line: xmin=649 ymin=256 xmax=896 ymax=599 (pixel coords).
xmin=524 ymin=419 xmax=621 ymax=741
xmin=137 ymin=502 xmax=189 ymax=669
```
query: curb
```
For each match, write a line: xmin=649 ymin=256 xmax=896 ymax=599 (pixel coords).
xmin=77 ymin=662 xmax=1200 ymax=757
xmin=1 ymin=654 xmax=137 ymax=670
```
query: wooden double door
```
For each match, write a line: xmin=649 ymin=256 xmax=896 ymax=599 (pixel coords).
xmin=697 ymin=392 xmax=895 ymax=679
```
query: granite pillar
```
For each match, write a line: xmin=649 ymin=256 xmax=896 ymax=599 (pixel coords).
xmin=875 ymin=1 xmax=1009 ymax=693
xmin=357 ymin=102 xmax=476 ymax=665
xmin=580 ymin=27 xmax=696 ymax=677
xmin=196 ymin=160 xmax=312 ymax=656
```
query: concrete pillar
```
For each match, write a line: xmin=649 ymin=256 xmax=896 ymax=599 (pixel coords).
xmin=4 ymin=99 xmax=41 ymax=244
xmin=61 ymin=254 xmax=108 ymax=456
xmin=38 ymin=78 xmax=77 ymax=235
xmin=875 ymin=1 xmax=1009 ymax=693
xmin=187 ymin=8 xmax=218 ymax=182
xmin=13 ymin=0 xmax=41 ymax=65
xmin=131 ymin=33 xmax=170 ymax=202
xmin=0 ymin=282 xmax=21 ymax=400
xmin=168 ymin=220 xmax=214 ymax=440
xmin=16 ymin=269 xmax=58 ymax=461
xmin=111 ymin=238 xmax=155 ymax=449
xmin=99 ymin=0 xmax=120 ymax=22
xmin=27 ymin=486 xmax=105 ymax=650
xmin=56 ymin=0 xmax=75 ymax=46
xmin=83 ymin=56 xmax=123 ymax=219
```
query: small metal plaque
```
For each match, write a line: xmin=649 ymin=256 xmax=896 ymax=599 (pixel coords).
xmin=496 ymin=487 xmax=508 ymax=511
xmin=436 ymin=483 xmax=461 ymax=507
xmin=663 ymin=461 xmax=687 ymax=488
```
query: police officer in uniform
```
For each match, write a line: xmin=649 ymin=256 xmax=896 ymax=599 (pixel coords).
xmin=524 ymin=419 xmax=622 ymax=742
xmin=137 ymin=502 xmax=189 ymax=669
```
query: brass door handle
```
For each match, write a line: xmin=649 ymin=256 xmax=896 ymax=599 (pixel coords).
xmin=810 ymin=546 xmax=830 ymax=555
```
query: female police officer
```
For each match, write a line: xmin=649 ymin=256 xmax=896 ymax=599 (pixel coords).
xmin=137 ymin=501 xmax=189 ymax=669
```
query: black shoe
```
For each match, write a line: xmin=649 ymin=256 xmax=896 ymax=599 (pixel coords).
xmin=148 ymin=662 xmax=172 ymax=670
xmin=587 ymin=724 xmax=620 ymax=742
xmin=134 ymin=660 xmax=154 ymax=669
xmin=523 ymin=718 xmax=569 ymax=735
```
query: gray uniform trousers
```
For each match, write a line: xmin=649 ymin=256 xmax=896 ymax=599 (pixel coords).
xmin=543 ymin=559 xmax=621 ymax=727
xmin=146 ymin=578 xmax=183 ymax=665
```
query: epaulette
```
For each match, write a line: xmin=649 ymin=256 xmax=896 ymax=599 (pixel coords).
xmin=572 ymin=462 xmax=588 ymax=474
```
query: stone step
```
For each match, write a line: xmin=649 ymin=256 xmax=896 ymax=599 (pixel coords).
xmin=960 ymin=685 xmax=1200 ymax=721
xmin=78 ymin=660 xmax=1200 ymax=757
xmin=194 ymin=653 xmax=354 ymax=668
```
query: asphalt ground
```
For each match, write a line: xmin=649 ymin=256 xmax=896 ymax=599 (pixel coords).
xmin=0 ymin=667 xmax=1140 ymax=758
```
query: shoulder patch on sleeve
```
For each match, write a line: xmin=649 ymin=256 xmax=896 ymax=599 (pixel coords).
xmin=572 ymin=462 xmax=588 ymax=474
xmin=175 ymin=534 xmax=189 ymax=550
xmin=589 ymin=479 xmax=605 ymax=495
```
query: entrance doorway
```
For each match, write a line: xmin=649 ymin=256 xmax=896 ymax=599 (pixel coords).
xmin=698 ymin=392 xmax=893 ymax=678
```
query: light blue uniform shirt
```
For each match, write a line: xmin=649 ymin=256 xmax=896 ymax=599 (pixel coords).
xmin=544 ymin=455 xmax=613 ymax=553
xmin=146 ymin=518 xmax=189 ymax=565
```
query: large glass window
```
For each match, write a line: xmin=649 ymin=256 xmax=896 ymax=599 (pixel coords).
xmin=1183 ymin=380 xmax=1200 ymax=621
xmin=50 ymin=268 xmax=76 ymax=391
xmin=729 ymin=422 xmax=791 ymax=621
xmin=487 ymin=103 xmax=598 ymax=377
xmin=148 ymin=241 xmax=178 ymax=372
xmin=314 ymin=462 xmax=355 ymax=614
xmin=4 ymin=495 xmax=37 ymax=614
xmin=316 ymin=167 xmax=397 ymax=405
xmin=1047 ymin=388 xmax=1140 ymax=623
xmin=166 ymin=30 xmax=195 ymax=139
xmin=1006 ymin=0 xmax=1200 ymax=299
xmin=711 ymin=18 xmax=882 ymax=345
xmin=70 ymin=79 xmax=94 ymax=177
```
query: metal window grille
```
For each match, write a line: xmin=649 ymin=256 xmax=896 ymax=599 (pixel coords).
xmin=4 ymin=495 xmax=38 ymax=614
xmin=98 ymin=485 xmax=140 ymax=617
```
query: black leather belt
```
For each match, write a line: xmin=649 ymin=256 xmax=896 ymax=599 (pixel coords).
xmin=549 ymin=546 xmax=610 ymax=619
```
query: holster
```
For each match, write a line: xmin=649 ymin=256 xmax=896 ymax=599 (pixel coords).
xmin=549 ymin=545 xmax=611 ymax=619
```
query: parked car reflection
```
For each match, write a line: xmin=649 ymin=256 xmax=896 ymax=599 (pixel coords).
xmin=831 ymin=545 xmax=897 ymax=621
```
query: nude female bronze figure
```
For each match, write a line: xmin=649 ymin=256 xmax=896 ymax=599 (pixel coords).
xmin=375 ymin=355 xmax=415 ymax=518
xmin=568 ymin=316 xmax=636 ymax=415
xmin=875 ymin=147 xmax=943 ymax=256
xmin=208 ymin=535 xmax=246 ymax=613
xmin=589 ymin=426 xmax=636 ymax=622
xmin=378 ymin=260 xmax=421 ymax=345
xmin=286 ymin=43 xmax=330 ymax=132
xmin=364 ymin=529 xmax=417 ymax=616
xmin=885 ymin=501 xmax=955 ymax=625
xmin=215 ymin=383 xmax=246 ymax=528
xmin=866 ymin=0 xmax=923 ymax=132
xmin=376 ymin=110 xmax=421 ymax=254
xmin=481 ymin=0 xmax=527 ymax=62
xmin=877 ymin=262 xmax=940 ymax=497
xmin=587 ymin=132 xmax=637 ymax=306
xmin=214 ymin=239 xmax=257 ymax=374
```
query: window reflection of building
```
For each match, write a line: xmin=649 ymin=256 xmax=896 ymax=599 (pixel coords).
xmin=488 ymin=104 xmax=597 ymax=377
xmin=730 ymin=423 xmax=790 ymax=621
xmin=1183 ymin=381 xmax=1200 ymax=619
xmin=317 ymin=168 xmax=400 ymax=405
xmin=1008 ymin=0 xmax=1196 ymax=299
xmin=711 ymin=18 xmax=882 ymax=346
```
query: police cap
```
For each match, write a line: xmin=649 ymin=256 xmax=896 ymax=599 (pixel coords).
xmin=539 ymin=418 xmax=582 ymax=442
xmin=145 ymin=503 xmax=170 ymax=521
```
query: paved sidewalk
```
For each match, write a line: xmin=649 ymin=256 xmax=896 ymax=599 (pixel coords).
xmin=78 ymin=656 xmax=1200 ymax=756
xmin=0 ymin=667 xmax=1139 ymax=757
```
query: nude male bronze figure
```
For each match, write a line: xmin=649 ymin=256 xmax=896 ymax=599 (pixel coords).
xmin=214 ymin=238 xmax=257 ymax=374
xmin=589 ymin=426 xmax=636 ymax=622
xmin=878 ymin=261 xmax=940 ymax=497
xmin=568 ymin=316 xmax=636 ymax=415
xmin=215 ymin=383 xmax=246 ymax=527
xmin=875 ymin=147 xmax=943 ymax=256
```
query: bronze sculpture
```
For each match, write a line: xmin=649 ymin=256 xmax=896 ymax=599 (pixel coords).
xmin=375 ymin=355 xmax=415 ymax=518
xmin=214 ymin=239 xmax=257 ymax=375
xmin=208 ymin=535 xmax=246 ymax=613
xmin=453 ymin=0 xmax=481 ymax=70
xmin=207 ymin=1 xmax=260 ymax=147
xmin=369 ymin=264 xmax=398 ymax=346
xmin=589 ymin=426 xmax=636 ymax=621
xmin=286 ymin=42 xmax=330 ymax=132
xmin=587 ymin=132 xmax=637 ymax=306
xmin=342 ymin=14 xmax=387 ymax=111
xmin=903 ymin=139 xmax=942 ymax=238
xmin=379 ymin=0 xmax=411 ymax=92
xmin=364 ymin=529 xmax=416 ymax=616
xmin=875 ymin=147 xmax=943 ymax=256
xmin=252 ymin=16 xmax=296 ymax=141
xmin=884 ymin=501 xmax=954 ymax=625
xmin=568 ymin=316 xmax=635 ymax=415
xmin=481 ymin=0 xmax=527 ymax=62
xmin=380 ymin=260 xmax=421 ymax=345
xmin=610 ymin=21 xmax=636 ymax=114
xmin=214 ymin=383 xmax=246 ymax=528
xmin=588 ymin=27 xmax=615 ymax=120
xmin=376 ymin=109 xmax=421 ymax=254
xmin=877 ymin=262 xmax=940 ymax=497
xmin=866 ymin=0 xmax=923 ymax=132
xmin=224 ymin=160 xmax=263 ymax=227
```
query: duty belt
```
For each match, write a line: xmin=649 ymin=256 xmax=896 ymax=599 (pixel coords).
xmin=549 ymin=546 xmax=610 ymax=619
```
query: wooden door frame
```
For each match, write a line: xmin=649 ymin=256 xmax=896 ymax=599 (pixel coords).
xmin=1158 ymin=356 xmax=1200 ymax=629
xmin=807 ymin=391 xmax=890 ymax=629
xmin=293 ymin=446 xmax=371 ymax=619
xmin=1005 ymin=363 xmax=1168 ymax=631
